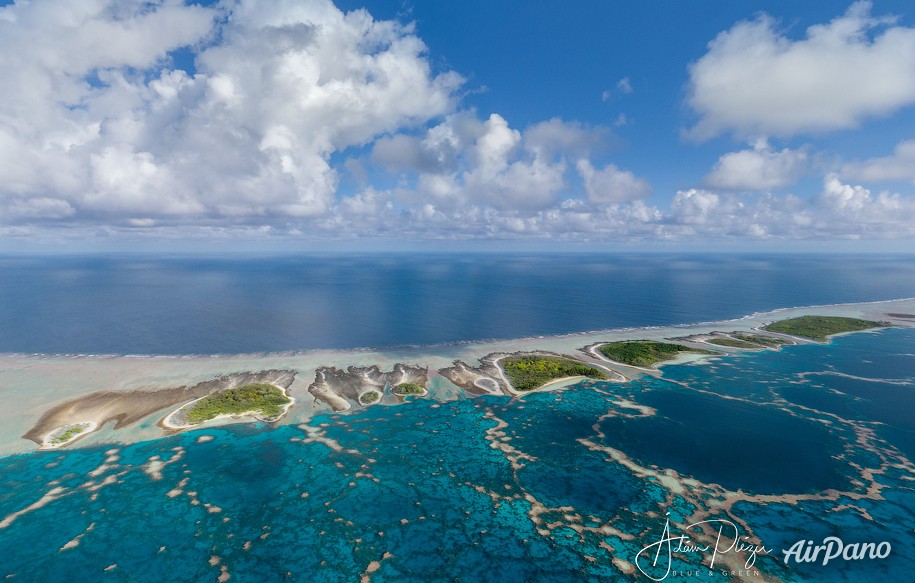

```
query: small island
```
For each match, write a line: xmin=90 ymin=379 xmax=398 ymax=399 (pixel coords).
xmin=500 ymin=355 xmax=609 ymax=392
xmin=731 ymin=332 xmax=792 ymax=347
xmin=168 ymin=383 xmax=292 ymax=427
xmin=43 ymin=422 xmax=95 ymax=449
xmin=705 ymin=337 xmax=763 ymax=349
xmin=392 ymin=383 xmax=427 ymax=396
xmin=597 ymin=341 xmax=718 ymax=368
xmin=763 ymin=315 xmax=888 ymax=341
xmin=359 ymin=390 xmax=381 ymax=405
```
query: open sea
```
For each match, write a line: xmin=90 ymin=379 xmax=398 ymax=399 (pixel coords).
xmin=1 ymin=253 xmax=914 ymax=582
xmin=1 ymin=253 xmax=914 ymax=355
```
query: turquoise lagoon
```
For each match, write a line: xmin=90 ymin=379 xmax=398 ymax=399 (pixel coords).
xmin=1 ymin=329 xmax=914 ymax=582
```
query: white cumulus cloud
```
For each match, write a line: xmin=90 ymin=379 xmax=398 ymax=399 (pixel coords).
xmin=687 ymin=1 xmax=915 ymax=139
xmin=576 ymin=160 xmax=652 ymax=203
xmin=375 ymin=114 xmax=621 ymax=212
xmin=704 ymin=139 xmax=809 ymax=191
xmin=0 ymin=0 xmax=462 ymax=224
xmin=842 ymin=138 xmax=915 ymax=184
xmin=2 ymin=0 xmax=914 ymax=248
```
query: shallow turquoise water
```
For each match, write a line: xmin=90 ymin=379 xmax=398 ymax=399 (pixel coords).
xmin=1 ymin=330 xmax=913 ymax=581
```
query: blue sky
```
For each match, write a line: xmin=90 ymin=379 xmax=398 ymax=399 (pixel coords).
xmin=1 ymin=0 xmax=915 ymax=251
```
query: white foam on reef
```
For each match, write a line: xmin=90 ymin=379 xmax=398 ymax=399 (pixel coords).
xmin=0 ymin=297 xmax=912 ymax=456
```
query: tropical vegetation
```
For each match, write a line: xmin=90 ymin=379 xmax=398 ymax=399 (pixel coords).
xmin=763 ymin=316 xmax=887 ymax=341
xmin=185 ymin=383 xmax=290 ymax=424
xmin=501 ymin=355 xmax=608 ymax=392
xmin=598 ymin=341 xmax=717 ymax=367
xmin=393 ymin=383 xmax=425 ymax=395
xmin=733 ymin=333 xmax=791 ymax=347
xmin=50 ymin=424 xmax=85 ymax=445
xmin=706 ymin=337 xmax=762 ymax=349
xmin=359 ymin=390 xmax=381 ymax=404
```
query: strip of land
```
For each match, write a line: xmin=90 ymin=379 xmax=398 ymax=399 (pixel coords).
xmin=705 ymin=337 xmax=762 ymax=349
xmin=4 ymin=298 xmax=912 ymax=453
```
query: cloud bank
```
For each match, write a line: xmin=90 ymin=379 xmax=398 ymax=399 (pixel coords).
xmin=0 ymin=0 xmax=461 ymax=224
xmin=0 ymin=0 xmax=914 ymax=247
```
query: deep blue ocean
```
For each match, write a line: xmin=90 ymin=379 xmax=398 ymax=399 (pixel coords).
xmin=1 ymin=253 xmax=913 ymax=354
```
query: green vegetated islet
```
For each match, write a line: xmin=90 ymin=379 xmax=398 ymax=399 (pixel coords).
xmin=732 ymin=332 xmax=791 ymax=347
xmin=598 ymin=341 xmax=717 ymax=367
xmin=185 ymin=383 xmax=290 ymax=424
xmin=501 ymin=355 xmax=608 ymax=392
xmin=763 ymin=316 xmax=888 ymax=341
xmin=51 ymin=424 xmax=85 ymax=445
xmin=706 ymin=337 xmax=763 ymax=349
xmin=359 ymin=390 xmax=381 ymax=404
xmin=393 ymin=383 xmax=425 ymax=395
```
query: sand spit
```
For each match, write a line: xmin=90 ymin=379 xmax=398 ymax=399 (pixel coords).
xmin=439 ymin=354 xmax=512 ymax=395
xmin=697 ymin=331 xmax=795 ymax=348
xmin=22 ymin=369 xmax=296 ymax=446
xmin=307 ymin=363 xmax=427 ymax=410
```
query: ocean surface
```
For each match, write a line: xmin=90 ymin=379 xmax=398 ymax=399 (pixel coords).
xmin=1 ymin=253 xmax=914 ymax=582
xmin=1 ymin=253 xmax=914 ymax=355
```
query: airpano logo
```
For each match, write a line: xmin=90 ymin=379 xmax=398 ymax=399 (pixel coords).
xmin=782 ymin=536 xmax=891 ymax=566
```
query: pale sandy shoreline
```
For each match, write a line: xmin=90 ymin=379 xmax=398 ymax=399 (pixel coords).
xmin=0 ymin=297 xmax=912 ymax=456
